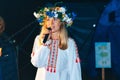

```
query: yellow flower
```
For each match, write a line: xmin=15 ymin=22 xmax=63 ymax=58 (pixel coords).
xmin=44 ymin=7 xmax=49 ymax=11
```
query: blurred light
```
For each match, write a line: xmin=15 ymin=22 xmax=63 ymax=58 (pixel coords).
xmin=13 ymin=40 xmax=16 ymax=43
xmin=93 ymin=24 xmax=96 ymax=27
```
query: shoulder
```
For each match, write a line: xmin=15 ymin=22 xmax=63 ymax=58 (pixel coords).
xmin=33 ymin=35 xmax=41 ymax=45
xmin=68 ymin=37 xmax=77 ymax=48
xmin=33 ymin=35 xmax=42 ymax=46
xmin=34 ymin=35 xmax=40 ymax=41
xmin=68 ymin=37 xmax=76 ymax=44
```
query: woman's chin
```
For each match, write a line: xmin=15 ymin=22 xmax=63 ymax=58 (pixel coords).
xmin=52 ymin=30 xmax=56 ymax=33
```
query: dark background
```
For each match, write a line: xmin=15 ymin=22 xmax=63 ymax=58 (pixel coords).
xmin=0 ymin=0 xmax=110 ymax=80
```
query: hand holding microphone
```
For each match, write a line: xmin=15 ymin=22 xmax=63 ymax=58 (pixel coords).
xmin=42 ymin=18 xmax=53 ymax=44
xmin=43 ymin=27 xmax=52 ymax=44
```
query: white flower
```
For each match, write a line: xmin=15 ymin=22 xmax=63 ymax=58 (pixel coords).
xmin=54 ymin=11 xmax=57 ymax=14
xmin=33 ymin=12 xmax=40 ymax=18
xmin=66 ymin=18 xmax=72 ymax=23
xmin=54 ymin=13 xmax=58 ymax=18
xmin=62 ymin=14 xmax=68 ymax=21
xmin=44 ymin=7 xmax=49 ymax=11
xmin=59 ymin=7 xmax=66 ymax=14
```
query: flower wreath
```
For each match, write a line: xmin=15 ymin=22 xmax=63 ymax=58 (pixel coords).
xmin=33 ymin=6 xmax=76 ymax=27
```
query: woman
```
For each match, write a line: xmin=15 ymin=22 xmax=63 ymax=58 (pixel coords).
xmin=0 ymin=16 xmax=5 ymax=80
xmin=31 ymin=6 xmax=82 ymax=80
xmin=0 ymin=16 xmax=5 ymax=35
xmin=0 ymin=16 xmax=5 ymax=57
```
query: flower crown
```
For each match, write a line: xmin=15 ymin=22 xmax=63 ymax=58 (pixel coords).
xmin=33 ymin=6 xmax=76 ymax=27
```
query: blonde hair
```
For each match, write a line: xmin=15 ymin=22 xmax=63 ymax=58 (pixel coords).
xmin=39 ymin=18 xmax=68 ymax=50
xmin=0 ymin=16 xmax=5 ymax=34
xmin=59 ymin=22 xmax=68 ymax=50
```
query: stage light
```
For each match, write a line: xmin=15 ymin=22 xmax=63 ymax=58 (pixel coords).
xmin=93 ymin=24 xmax=96 ymax=27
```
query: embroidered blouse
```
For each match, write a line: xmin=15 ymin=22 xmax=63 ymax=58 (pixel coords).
xmin=31 ymin=35 xmax=82 ymax=80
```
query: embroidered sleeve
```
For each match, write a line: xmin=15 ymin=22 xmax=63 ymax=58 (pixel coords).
xmin=74 ymin=40 xmax=81 ymax=63
xmin=31 ymin=35 xmax=50 ymax=68
xmin=68 ymin=38 xmax=81 ymax=63
xmin=68 ymin=38 xmax=82 ymax=80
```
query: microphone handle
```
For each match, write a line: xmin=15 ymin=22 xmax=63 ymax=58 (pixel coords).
xmin=43 ymin=27 xmax=51 ymax=43
xmin=43 ymin=34 xmax=49 ymax=43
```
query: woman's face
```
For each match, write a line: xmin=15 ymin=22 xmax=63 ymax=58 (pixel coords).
xmin=46 ymin=18 xmax=61 ymax=33
xmin=46 ymin=18 xmax=53 ymax=28
xmin=52 ymin=18 xmax=61 ymax=33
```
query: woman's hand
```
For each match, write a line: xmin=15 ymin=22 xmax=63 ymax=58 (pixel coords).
xmin=39 ymin=28 xmax=52 ymax=45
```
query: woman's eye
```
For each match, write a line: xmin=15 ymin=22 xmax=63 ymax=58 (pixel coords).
xmin=47 ymin=19 xmax=49 ymax=21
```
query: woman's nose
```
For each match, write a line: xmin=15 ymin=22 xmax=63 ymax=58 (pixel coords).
xmin=47 ymin=18 xmax=54 ymax=28
xmin=50 ymin=19 xmax=54 ymax=26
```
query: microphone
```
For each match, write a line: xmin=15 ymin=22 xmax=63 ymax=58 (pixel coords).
xmin=43 ymin=27 xmax=51 ymax=43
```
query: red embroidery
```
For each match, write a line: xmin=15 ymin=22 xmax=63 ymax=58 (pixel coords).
xmin=73 ymin=39 xmax=81 ymax=63
xmin=32 ymin=52 xmax=35 ymax=56
xmin=76 ymin=57 xmax=81 ymax=63
xmin=50 ymin=68 xmax=52 ymax=72
xmin=46 ymin=40 xmax=59 ymax=73
xmin=47 ymin=67 xmax=49 ymax=71
xmin=54 ymin=68 xmax=56 ymax=73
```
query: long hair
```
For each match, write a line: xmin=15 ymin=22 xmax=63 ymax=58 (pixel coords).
xmin=58 ymin=22 xmax=68 ymax=50
xmin=39 ymin=18 xmax=68 ymax=50
xmin=0 ymin=16 xmax=5 ymax=34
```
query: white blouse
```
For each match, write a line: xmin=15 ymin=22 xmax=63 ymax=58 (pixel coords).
xmin=31 ymin=35 xmax=82 ymax=80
